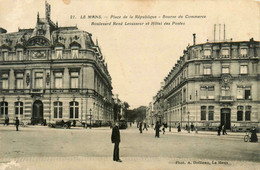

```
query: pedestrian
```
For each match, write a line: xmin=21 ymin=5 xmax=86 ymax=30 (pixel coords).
xmin=185 ymin=124 xmax=188 ymax=130
xmin=143 ymin=122 xmax=148 ymax=131
xmin=191 ymin=123 xmax=194 ymax=132
xmin=4 ymin=116 xmax=7 ymax=126
xmin=217 ymin=124 xmax=221 ymax=136
xmin=154 ymin=121 xmax=160 ymax=138
xmin=139 ymin=122 xmax=143 ymax=133
xmin=222 ymin=125 xmax=227 ymax=135
xmin=232 ymin=124 xmax=236 ymax=132
xmin=6 ymin=116 xmax=9 ymax=126
xmin=177 ymin=123 xmax=181 ymax=132
xmin=15 ymin=117 xmax=19 ymax=131
xmin=111 ymin=122 xmax=122 ymax=162
xmin=162 ymin=123 xmax=167 ymax=134
xmin=250 ymin=127 xmax=258 ymax=142
xmin=73 ymin=120 xmax=76 ymax=127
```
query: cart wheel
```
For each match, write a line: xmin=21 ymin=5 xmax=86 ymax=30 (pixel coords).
xmin=63 ymin=124 xmax=68 ymax=129
xmin=244 ymin=135 xmax=249 ymax=142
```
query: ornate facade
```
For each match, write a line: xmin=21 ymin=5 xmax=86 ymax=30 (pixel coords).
xmin=154 ymin=36 xmax=260 ymax=132
xmin=0 ymin=2 xmax=113 ymax=125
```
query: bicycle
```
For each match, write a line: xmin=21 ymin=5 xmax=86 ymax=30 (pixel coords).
xmin=244 ymin=131 xmax=251 ymax=142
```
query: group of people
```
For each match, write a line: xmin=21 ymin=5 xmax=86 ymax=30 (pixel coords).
xmin=4 ymin=116 xmax=20 ymax=131
xmin=217 ymin=124 xmax=228 ymax=136
xmin=137 ymin=122 xmax=148 ymax=133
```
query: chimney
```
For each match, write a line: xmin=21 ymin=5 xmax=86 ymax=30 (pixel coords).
xmin=193 ymin=33 xmax=196 ymax=45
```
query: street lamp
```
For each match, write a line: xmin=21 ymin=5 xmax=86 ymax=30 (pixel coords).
xmin=89 ymin=108 xmax=92 ymax=129
xmin=188 ymin=111 xmax=190 ymax=133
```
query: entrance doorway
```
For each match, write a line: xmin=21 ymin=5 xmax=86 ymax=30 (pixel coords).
xmin=220 ymin=108 xmax=231 ymax=129
xmin=32 ymin=100 xmax=44 ymax=124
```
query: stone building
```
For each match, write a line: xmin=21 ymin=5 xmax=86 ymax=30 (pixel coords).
xmin=160 ymin=35 xmax=260 ymax=131
xmin=0 ymin=2 xmax=113 ymax=125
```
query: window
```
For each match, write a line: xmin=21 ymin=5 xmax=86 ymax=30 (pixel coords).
xmin=72 ymin=49 xmax=78 ymax=59
xmin=16 ymin=73 xmax=24 ymax=89
xmin=237 ymin=86 xmax=251 ymax=100
xmin=70 ymin=101 xmax=79 ymax=119
xmin=252 ymin=63 xmax=257 ymax=73
xmin=208 ymin=106 xmax=214 ymax=120
xmin=70 ymin=72 xmax=79 ymax=88
xmin=201 ymin=106 xmax=206 ymax=120
xmin=237 ymin=106 xmax=243 ymax=121
xmin=245 ymin=106 xmax=251 ymax=121
xmin=221 ymin=86 xmax=230 ymax=96
xmin=195 ymin=64 xmax=200 ymax=75
xmin=17 ymin=50 xmax=23 ymax=60
xmin=203 ymin=66 xmax=211 ymax=75
xmin=240 ymin=65 xmax=248 ymax=74
xmin=15 ymin=102 xmax=23 ymax=115
xmin=54 ymin=101 xmax=62 ymax=118
xmin=3 ymin=51 xmax=8 ymax=61
xmin=222 ymin=65 xmax=230 ymax=74
xmin=1 ymin=73 xmax=9 ymax=89
xmin=200 ymin=86 xmax=215 ymax=99
xmin=240 ymin=48 xmax=247 ymax=56
xmin=54 ymin=72 xmax=63 ymax=89
xmin=56 ymin=49 xmax=63 ymax=59
xmin=35 ymin=72 xmax=43 ymax=88
xmin=221 ymin=49 xmax=229 ymax=58
xmin=203 ymin=49 xmax=211 ymax=58
xmin=0 ymin=102 xmax=8 ymax=117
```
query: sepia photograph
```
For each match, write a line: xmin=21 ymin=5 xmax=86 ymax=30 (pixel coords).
xmin=0 ymin=0 xmax=259 ymax=169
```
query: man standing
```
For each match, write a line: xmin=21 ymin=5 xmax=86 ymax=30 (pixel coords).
xmin=139 ymin=122 xmax=143 ymax=133
xmin=155 ymin=121 xmax=160 ymax=138
xmin=111 ymin=122 xmax=122 ymax=162
xmin=15 ymin=117 xmax=19 ymax=131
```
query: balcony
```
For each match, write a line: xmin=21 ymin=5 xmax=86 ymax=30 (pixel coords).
xmin=30 ymin=89 xmax=45 ymax=94
xmin=218 ymin=95 xmax=234 ymax=103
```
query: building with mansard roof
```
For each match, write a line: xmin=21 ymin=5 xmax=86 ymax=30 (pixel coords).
xmin=152 ymin=34 xmax=260 ymax=132
xmin=0 ymin=2 xmax=114 ymax=126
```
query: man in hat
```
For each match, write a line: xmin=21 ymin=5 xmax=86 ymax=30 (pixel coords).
xmin=111 ymin=122 xmax=122 ymax=162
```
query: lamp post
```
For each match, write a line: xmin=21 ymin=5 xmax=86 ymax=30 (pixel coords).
xmin=89 ymin=108 xmax=92 ymax=129
xmin=188 ymin=111 xmax=190 ymax=133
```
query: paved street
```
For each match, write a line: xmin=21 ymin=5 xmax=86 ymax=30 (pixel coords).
xmin=0 ymin=125 xmax=259 ymax=170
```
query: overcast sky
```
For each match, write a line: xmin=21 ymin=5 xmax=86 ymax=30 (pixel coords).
xmin=0 ymin=0 xmax=259 ymax=109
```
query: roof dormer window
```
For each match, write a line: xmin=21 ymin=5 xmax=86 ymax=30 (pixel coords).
xmin=240 ymin=48 xmax=247 ymax=57
xmin=221 ymin=49 xmax=229 ymax=58
xmin=71 ymin=48 xmax=78 ymax=59
xmin=203 ymin=49 xmax=211 ymax=58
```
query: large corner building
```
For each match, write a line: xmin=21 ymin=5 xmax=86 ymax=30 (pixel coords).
xmin=0 ymin=2 xmax=113 ymax=125
xmin=152 ymin=34 xmax=260 ymax=132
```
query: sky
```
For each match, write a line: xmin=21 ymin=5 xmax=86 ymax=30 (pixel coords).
xmin=0 ymin=0 xmax=259 ymax=109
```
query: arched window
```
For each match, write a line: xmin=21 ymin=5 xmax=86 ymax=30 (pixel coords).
xmin=70 ymin=101 xmax=79 ymax=119
xmin=245 ymin=106 xmax=251 ymax=121
xmin=54 ymin=101 xmax=62 ymax=118
xmin=237 ymin=106 xmax=243 ymax=121
xmin=0 ymin=102 xmax=8 ymax=117
xmin=15 ymin=101 xmax=23 ymax=115
xmin=201 ymin=106 xmax=206 ymax=120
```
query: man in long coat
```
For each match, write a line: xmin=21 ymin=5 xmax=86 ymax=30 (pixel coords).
xmin=250 ymin=127 xmax=258 ymax=142
xmin=15 ymin=117 xmax=19 ymax=131
xmin=155 ymin=121 xmax=160 ymax=138
xmin=111 ymin=122 xmax=122 ymax=162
